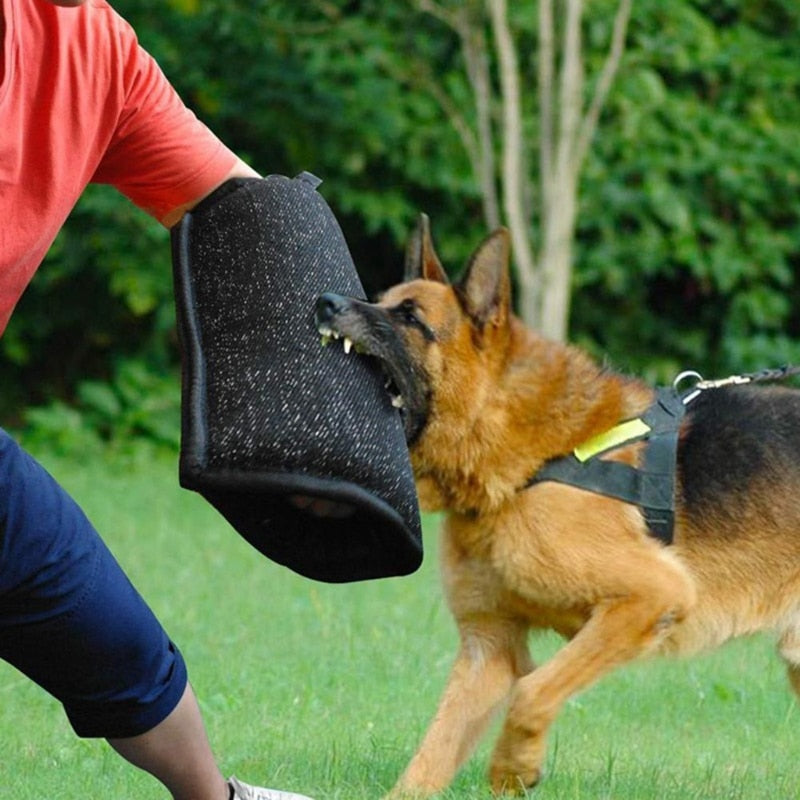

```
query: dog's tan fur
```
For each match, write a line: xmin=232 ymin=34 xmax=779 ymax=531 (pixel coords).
xmin=317 ymin=219 xmax=800 ymax=796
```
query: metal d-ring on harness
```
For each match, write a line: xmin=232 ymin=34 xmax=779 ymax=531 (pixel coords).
xmin=527 ymin=364 xmax=800 ymax=546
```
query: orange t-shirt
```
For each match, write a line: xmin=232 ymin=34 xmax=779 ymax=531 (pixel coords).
xmin=0 ymin=0 xmax=238 ymax=335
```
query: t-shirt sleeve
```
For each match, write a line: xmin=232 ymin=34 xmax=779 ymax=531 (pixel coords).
xmin=91 ymin=10 xmax=237 ymax=223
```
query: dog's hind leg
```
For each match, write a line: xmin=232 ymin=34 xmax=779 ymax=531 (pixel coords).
xmin=385 ymin=618 xmax=532 ymax=799
xmin=488 ymin=557 xmax=696 ymax=795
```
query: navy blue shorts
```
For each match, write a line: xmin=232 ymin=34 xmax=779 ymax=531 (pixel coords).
xmin=0 ymin=428 xmax=188 ymax=738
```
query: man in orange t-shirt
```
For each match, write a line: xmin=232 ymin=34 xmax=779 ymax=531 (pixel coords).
xmin=0 ymin=1 xmax=313 ymax=799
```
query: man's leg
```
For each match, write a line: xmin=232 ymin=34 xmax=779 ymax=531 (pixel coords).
xmin=0 ymin=430 xmax=224 ymax=799
xmin=0 ymin=429 xmax=314 ymax=800
xmin=109 ymin=683 xmax=228 ymax=800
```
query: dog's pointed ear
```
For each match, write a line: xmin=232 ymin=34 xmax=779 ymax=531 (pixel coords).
xmin=456 ymin=228 xmax=511 ymax=329
xmin=404 ymin=213 xmax=449 ymax=284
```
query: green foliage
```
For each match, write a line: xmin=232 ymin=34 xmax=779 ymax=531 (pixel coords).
xmin=125 ymin=0 xmax=483 ymax=277
xmin=4 ymin=0 xmax=800 ymax=441
xmin=20 ymin=359 xmax=180 ymax=457
xmin=574 ymin=0 xmax=800 ymax=380
xmin=0 ymin=183 xmax=175 ymax=422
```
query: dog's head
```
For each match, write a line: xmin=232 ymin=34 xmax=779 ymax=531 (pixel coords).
xmin=315 ymin=215 xmax=512 ymax=445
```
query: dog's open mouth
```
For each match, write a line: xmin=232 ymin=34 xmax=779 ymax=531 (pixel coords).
xmin=317 ymin=323 xmax=406 ymax=411
xmin=315 ymin=292 xmax=430 ymax=443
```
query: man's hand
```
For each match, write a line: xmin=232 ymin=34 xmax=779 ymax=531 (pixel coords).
xmin=288 ymin=495 xmax=355 ymax=519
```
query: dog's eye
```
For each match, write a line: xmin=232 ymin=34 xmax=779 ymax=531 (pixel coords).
xmin=399 ymin=299 xmax=419 ymax=324
xmin=393 ymin=299 xmax=436 ymax=342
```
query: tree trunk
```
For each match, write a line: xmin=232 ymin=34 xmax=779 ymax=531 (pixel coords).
xmin=460 ymin=9 xmax=502 ymax=230
xmin=487 ymin=0 xmax=539 ymax=323
xmin=539 ymin=176 xmax=578 ymax=341
xmin=536 ymin=0 xmax=583 ymax=340
xmin=414 ymin=0 xmax=633 ymax=341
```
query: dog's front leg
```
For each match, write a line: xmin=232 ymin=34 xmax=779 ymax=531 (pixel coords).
xmin=385 ymin=618 xmax=532 ymax=799
xmin=488 ymin=569 xmax=695 ymax=795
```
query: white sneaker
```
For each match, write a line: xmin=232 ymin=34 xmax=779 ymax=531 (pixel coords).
xmin=228 ymin=775 xmax=316 ymax=800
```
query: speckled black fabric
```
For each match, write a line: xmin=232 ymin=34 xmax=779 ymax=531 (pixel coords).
xmin=171 ymin=174 xmax=422 ymax=582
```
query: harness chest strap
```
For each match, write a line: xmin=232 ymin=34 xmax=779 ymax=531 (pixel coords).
xmin=527 ymin=387 xmax=686 ymax=546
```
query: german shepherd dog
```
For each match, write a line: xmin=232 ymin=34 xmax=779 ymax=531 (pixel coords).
xmin=315 ymin=217 xmax=800 ymax=796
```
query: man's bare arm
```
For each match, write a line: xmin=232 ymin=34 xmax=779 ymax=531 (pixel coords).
xmin=161 ymin=158 xmax=261 ymax=228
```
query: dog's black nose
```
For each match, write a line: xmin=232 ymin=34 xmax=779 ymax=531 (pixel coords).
xmin=316 ymin=292 xmax=348 ymax=324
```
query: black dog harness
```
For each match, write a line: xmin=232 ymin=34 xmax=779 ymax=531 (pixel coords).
xmin=528 ymin=387 xmax=685 ymax=545
xmin=527 ymin=365 xmax=800 ymax=546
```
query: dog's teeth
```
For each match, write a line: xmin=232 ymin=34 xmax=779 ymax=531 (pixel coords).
xmin=320 ymin=332 xmax=332 ymax=347
xmin=343 ymin=337 xmax=353 ymax=355
xmin=391 ymin=395 xmax=405 ymax=409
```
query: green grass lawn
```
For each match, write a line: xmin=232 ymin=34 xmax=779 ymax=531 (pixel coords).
xmin=2 ymin=446 xmax=798 ymax=799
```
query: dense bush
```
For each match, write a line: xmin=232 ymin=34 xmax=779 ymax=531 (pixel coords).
xmin=4 ymin=0 xmax=800 ymax=441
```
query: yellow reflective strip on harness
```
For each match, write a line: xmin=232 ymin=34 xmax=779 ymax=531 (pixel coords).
xmin=573 ymin=418 xmax=651 ymax=463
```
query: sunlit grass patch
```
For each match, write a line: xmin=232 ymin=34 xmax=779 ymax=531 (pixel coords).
xmin=1 ymin=447 xmax=797 ymax=799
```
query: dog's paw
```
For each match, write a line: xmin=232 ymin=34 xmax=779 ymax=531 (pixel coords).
xmin=489 ymin=733 xmax=544 ymax=795
xmin=488 ymin=763 xmax=542 ymax=796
